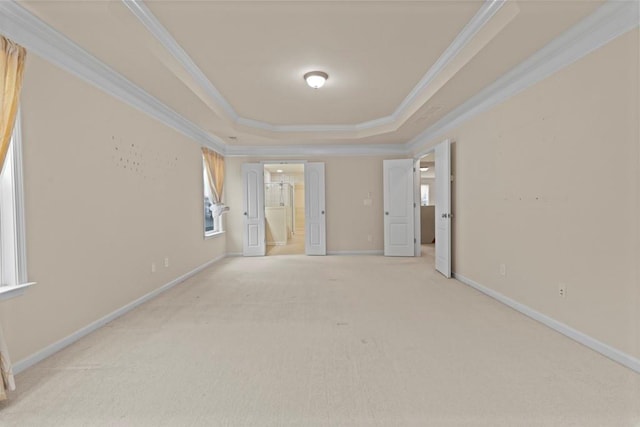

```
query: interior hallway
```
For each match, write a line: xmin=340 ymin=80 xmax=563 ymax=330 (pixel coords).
xmin=1 ymin=251 xmax=638 ymax=426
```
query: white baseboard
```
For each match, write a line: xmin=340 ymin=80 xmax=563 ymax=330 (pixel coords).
xmin=327 ymin=250 xmax=384 ymax=256
xmin=452 ymin=272 xmax=640 ymax=374
xmin=13 ymin=254 xmax=226 ymax=375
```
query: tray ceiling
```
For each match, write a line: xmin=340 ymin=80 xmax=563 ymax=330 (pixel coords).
xmin=18 ymin=0 xmax=605 ymax=147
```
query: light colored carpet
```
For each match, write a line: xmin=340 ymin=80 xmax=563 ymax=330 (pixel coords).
xmin=1 ymin=246 xmax=639 ymax=426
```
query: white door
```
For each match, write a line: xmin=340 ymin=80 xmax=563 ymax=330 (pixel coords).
xmin=242 ymin=163 xmax=265 ymax=256
xmin=414 ymin=158 xmax=422 ymax=256
xmin=435 ymin=140 xmax=452 ymax=277
xmin=305 ymin=162 xmax=326 ymax=255
xmin=383 ymin=159 xmax=415 ymax=256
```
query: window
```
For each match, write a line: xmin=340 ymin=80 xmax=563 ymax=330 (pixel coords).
xmin=0 ymin=113 xmax=32 ymax=300
xmin=420 ymin=184 xmax=430 ymax=206
xmin=203 ymin=158 xmax=222 ymax=237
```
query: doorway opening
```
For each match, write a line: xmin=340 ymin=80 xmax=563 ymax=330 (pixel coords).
xmin=414 ymin=139 xmax=451 ymax=277
xmin=417 ymin=151 xmax=436 ymax=262
xmin=264 ymin=163 xmax=305 ymax=255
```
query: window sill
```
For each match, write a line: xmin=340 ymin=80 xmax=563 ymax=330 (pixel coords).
xmin=205 ymin=230 xmax=225 ymax=240
xmin=0 ymin=282 xmax=36 ymax=301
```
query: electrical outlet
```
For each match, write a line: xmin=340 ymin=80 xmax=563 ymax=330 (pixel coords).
xmin=558 ymin=283 xmax=567 ymax=298
xmin=499 ymin=264 xmax=506 ymax=276
xmin=164 ymin=257 xmax=169 ymax=268
xmin=151 ymin=262 xmax=156 ymax=273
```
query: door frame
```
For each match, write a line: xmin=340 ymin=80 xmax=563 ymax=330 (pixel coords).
xmin=414 ymin=149 xmax=435 ymax=257
xmin=414 ymin=138 xmax=452 ymax=275
xmin=262 ymin=160 xmax=307 ymax=241
xmin=248 ymin=160 xmax=326 ymax=256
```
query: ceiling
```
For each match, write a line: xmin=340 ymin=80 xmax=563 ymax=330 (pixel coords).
xmin=264 ymin=163 xmax=304 ymax=175
xmin=18 ymin=0 xmax=605 ymax=148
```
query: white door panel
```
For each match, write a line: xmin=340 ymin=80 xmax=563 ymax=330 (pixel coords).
xmin=305 ymin=163 xmax=326 ymax=255
xmin=435 ymin=140 xmax=452 ymax=277
xmin=384 ymin=159 xmax=415 ymax=257
xmin=414 ymin=159 xmax=421 ymax=256
xmin=242 ymin=163 xmax=265 ymax=256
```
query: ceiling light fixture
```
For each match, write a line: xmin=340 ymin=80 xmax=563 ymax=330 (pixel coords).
xmin=420 ymin=167 xmax=429 ymax=172
xmin=276 ymin=169 xmax=283 ymax=173
xmin=304 ymin=71 xmax=328 ymax=89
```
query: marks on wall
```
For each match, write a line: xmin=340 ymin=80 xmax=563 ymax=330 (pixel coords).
xmin=110 ymin=134 xmax=179 ymax=182
xmin=491 ymin=113 xmax=570 ymax=205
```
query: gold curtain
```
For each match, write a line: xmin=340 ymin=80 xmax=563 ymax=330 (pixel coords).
xmin=0 ymin=325 xmax=16 ymax=401
xmin=201 ymin=147 xmax=225 ymax=205
xmin=1 ymin=36 xmax=26 ymax=171
xmin=0 ymin=35 xmax=26 ymax=401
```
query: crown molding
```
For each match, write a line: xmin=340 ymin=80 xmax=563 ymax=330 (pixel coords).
xmin=123 ymin=0 xmax=504 ymax=137
xmin=1 ymin=0 xmax=636 ymax=159
xmin=393 ymin=0 xmax=504 ymax=121
xmin=122 ymin=0 xmax=239 ymax=123
xmin=0 ymin=0 xmax=226 ymax=154
xmin=407 ymin=0 xmax=640 ymax=156
xmin=224 ymin=142 xmax=408 ymax=158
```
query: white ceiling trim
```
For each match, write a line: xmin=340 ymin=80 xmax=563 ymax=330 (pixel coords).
xmin=236 ymin=115 xmax=398 ymax=134
xmin=225 ymin=143 xmax=406 ymax=158
xmin=408 ymin=0 xmax=640 ymax=157
xmin=1 ymin=0 xmax=636 ymax=159
xmin=122 ymin=0 xmax=239 ymax=123
xmin=123 ymin=0 xmax=504 ymax=137
xmin=393 ymin=0 xmax=504 ymax=119
xmin=0 ymin=0 xmax=227 ymax=154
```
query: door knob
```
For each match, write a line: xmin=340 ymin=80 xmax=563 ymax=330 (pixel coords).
xmin=442 ymin=213 xmax=447 ymax=218
xmin=385 ymin=212 xmax=389 ymax=215
xmin=321 ymin=210 xmax=325 ymax=214
xmin=243 ymin=212 xmax=248 ymax=216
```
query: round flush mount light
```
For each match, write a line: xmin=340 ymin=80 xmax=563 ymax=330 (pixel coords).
xmin=304 ymin=71 xmax=328 ymax=89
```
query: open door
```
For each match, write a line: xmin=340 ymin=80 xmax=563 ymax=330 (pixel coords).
xmin=435 ymin=140 xmax=452 ymax=277
xmin=305 ymin=162 xmax=326 ymax=255
xmin=383 ymin=159 xmax=415 ymax=256
xmin=414 ymin=158 xmax=422 ymax=256
xmin=242 ymin=163 xmax=265 ymax=256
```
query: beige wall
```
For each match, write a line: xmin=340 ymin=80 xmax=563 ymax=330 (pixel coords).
xmin=0 ymin=55 xmax=225 ymax=362
xmin=417 ymin=30 xmax=640 ymax=359
xmin=225 ymin=156 xmax=400 ymax=254
xmin=420 ymin=206 xmax=435 ymax=244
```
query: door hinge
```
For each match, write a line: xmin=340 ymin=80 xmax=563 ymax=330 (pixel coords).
xmin=414 ymin=202 xmax=416 ymax=208
xmin=414 ymin=238 xmax=417 ymax=243
xmin=450 ymin=175 xmax=454 ymax=182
